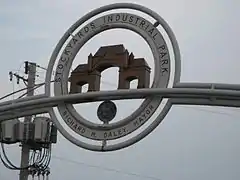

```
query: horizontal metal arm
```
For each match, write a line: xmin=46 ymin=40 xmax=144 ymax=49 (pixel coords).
xmin=0 ymin=94 xmax=47 ymax=107
xmin=174 ymin=82 xmax=240 ymax=90
xmin=1 ymin=82 xmax=239 ymax=107
xmin=0 ymin=84 xmax=240 ymax=121
xmin=0 ymin=107 xmax=50 ymax=122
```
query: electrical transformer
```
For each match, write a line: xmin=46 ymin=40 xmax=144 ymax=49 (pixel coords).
xmin=0 ymin=119 xmax=19 ymax=144
xmin=33 ymin=116 xmax=51 ymax=143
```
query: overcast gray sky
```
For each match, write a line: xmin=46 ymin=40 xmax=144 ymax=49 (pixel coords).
xmin=1 ymin=0 xmax=240 ymax=180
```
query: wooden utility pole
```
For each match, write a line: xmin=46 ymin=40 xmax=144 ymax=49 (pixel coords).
xmin=19 ymin=62 xmax=36 ymax=180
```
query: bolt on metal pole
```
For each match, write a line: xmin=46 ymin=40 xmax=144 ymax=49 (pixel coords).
xmin=19 ymin=62 xmax=36 ymax=180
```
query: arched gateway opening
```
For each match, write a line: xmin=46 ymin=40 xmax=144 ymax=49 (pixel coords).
xmin=69 ymin=44 xmax=151 ymax=93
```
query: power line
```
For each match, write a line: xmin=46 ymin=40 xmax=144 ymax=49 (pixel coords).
xmin=179 ymin=106 xmax=240 ymax=119
xmin=51 ymin=155 xmax=163 ymax=180
xmin=0 ymin=81 xmax=55 ymax=101
xmin=0 ymin=87 xmax=29 ymax=101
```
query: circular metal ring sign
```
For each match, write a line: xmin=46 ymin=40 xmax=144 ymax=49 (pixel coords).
xmin=45 ymin=3 xmax=181 ymax=151
xmin=54 ymin=12 xmax=170 ymax=140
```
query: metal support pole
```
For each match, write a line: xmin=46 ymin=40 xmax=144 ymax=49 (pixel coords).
xmin=19 ymin=62 xmax=36 ymax=180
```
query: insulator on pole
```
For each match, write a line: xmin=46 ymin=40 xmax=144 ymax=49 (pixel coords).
xmin=25 ymin=61 xmax=29 ymax=74
xmin=17 ymin=77 xmax=20 ymax=84
xmin=9 ymin=71 xmax=13 ymax=81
